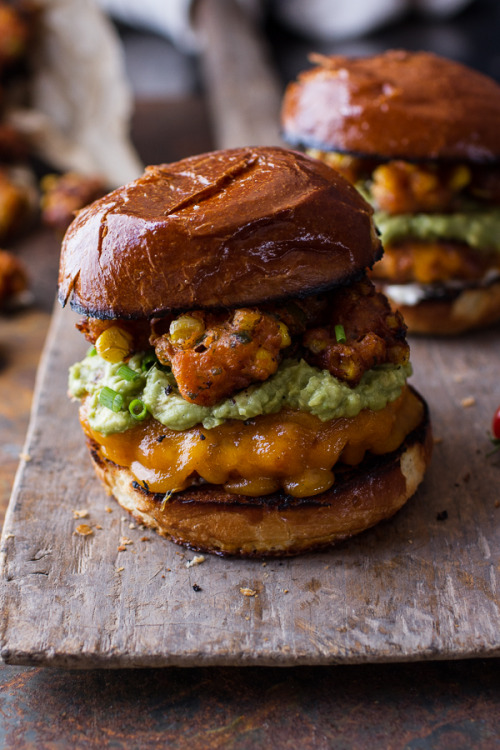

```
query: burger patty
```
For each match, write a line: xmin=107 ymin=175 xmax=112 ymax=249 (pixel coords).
xmin=371 ymin=240 xmax=500 ymax=285
xmin=81 ymin=385 xmax=424 ymax=499
xmin=78 ymin=279 xmax=409 ymax=406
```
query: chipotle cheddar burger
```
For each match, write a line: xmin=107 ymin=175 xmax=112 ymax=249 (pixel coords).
xmin=281 ymin=50 xmax=500 ymax=334
xmin=59 ymin=146 xmax=432 ymax=557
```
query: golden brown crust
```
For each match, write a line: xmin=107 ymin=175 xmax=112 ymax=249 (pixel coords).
xmin=87 ymin=393 xmax=432 ymax=557
xmin=58 ymin=147 xmax=381 ymax=319
xmin=281 ymin=51 xmax=500 ymax=163
xmin=380 ymin=280 xmax=500 ymax=335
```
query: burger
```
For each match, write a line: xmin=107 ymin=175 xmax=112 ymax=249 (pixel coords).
xmin=281 ymin=50 xmax=500 ymax=334
xmin=59 ymin=146 xmax=432 ymax=557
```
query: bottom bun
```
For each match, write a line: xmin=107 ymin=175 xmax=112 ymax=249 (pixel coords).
xmin=381 ymin=280 xmax=500 ymax=335
xmin=87 ymin=392 xmax=432 ymax=557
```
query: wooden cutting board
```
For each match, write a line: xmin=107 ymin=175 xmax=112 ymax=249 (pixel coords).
xmin=1 ymin=303 xmax=499 ymax=668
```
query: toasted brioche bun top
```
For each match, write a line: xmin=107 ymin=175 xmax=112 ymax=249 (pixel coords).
xmin=58 ymin=147 xmax=381 ymax=319
xmin=281 ymin=50 xmax=500 ymax=164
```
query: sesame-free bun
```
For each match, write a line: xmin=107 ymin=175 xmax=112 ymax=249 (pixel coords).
xmin=58 ymin=147 xmax=381 ymax=320
xmin=281 ymin=50 xmax=500 ymax=163
xmin=87 ymin=393 xmax=432 ymax=557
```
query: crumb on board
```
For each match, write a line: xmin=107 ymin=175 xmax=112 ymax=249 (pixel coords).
xmin=105 ymin=507 xmax=113 ymax=513
xmin=140 ymin=536 xmax=150 ymax=542
xmin=95 ymin=524 xmax=103 ymax=530
xmin=72 ymin=509 xmax=89 ymax=519
xmin=240 ymin=587 xmax=257 ymax=597
xmin=129 ymin=523 xmax=136 ymax=530
xmin=74 ymin=524 xmax=93 ymax=537
xmin=116 ymin=566 xmax=125 ymax=573
xmin=4 ymin=533 xmax=14 ymax=540
xmin=119 ymin=537 xmax=133 ymax=546
xmin=185 ymin=555 xmax=206 ymax=568
xmin=460 ymin=396 xmax=476 ymax=408
xmin=283 ymin=589 xmax=289 ymax=594
xmin=19 ymin=452 xmax=31 ymax=461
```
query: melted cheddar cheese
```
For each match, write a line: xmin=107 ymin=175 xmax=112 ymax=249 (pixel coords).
xmin=82 ymin=385 xmax=423 ymax=499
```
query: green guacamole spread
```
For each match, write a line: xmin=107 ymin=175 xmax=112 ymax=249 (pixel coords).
xmin=357 ymin=183 xmax=500 ymax=251
xmin=69 ymin=352 xmax=412 ymax=436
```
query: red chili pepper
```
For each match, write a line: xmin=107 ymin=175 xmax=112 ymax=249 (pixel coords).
xmin=493 ymin=406 xmax=500 ymax=442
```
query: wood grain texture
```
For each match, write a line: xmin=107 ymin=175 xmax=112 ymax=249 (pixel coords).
xmin=1 ymin=305 xmax=499 ymax=668
xmin=195 ymin=0 xmax=284 ymax=149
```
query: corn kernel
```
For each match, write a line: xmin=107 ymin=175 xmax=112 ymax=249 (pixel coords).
xmin=449 ymin=165 xmax=471 ymax=192
xmin=95 ymin=326 xmax=132 ymax=363
xmin=307 ymin=338 xmax=327 ymax=354
xmin=278 ymin=321 xmax=291 ymax=349
xmin=255 ymin=347 xmax=274 ymax=371
xmin=169 ymin=315 xmax=205 ymax=344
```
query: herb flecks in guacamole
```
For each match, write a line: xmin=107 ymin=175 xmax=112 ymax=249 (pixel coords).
xmin=69 ymin=352 xmax=412 ymax=436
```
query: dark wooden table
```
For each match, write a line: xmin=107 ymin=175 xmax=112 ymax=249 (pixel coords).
xmin=0 ymin=93 xmax=499 ymax=748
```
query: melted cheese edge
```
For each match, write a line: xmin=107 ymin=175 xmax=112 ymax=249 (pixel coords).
xmin=81 ymin=385 xmax=423 ymax=498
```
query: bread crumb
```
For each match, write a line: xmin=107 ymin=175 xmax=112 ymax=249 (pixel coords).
xmin=4 ymin=533 xmax=14 ymax=539
xmin=74 ymin=524 xmax=93 ymax=536
xmin=129 ymin=523 xmax=136 ymax=530
xmin=19 ymin=452 xmax=31 ymax=461
xmin=121 ymin=517 xmax=128 ymax=522
xmin=119 ymin=537 xmax=133 ymax=546
xmin=261 ymin=562 xmax=267 ymax=567
xmin=72 ymin=509 xmax=89 ymax=519
xmin=186 ymin=555 xmax=205 ymax=568
xmin=117 ymin=545 xmax=127 ymax=552
xmin=140 ymin=536 xmax=150 ymax=542
xmin=105 ymin=507 xmax=113 ymax=513
xmin=240 ymin=587 xmax=257 ymax=597
xmin=95 ymin=524 xmax=103 ymax=530
xmin=116 ymin=566 xmax=125 ymax=572
xmin=460 ymin=396 xmax=475 ymax=408
xmin=283 ymin=589 xmax=289 ymax=594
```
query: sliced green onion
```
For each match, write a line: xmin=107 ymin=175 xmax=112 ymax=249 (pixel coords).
xmin=99 ymin=386 xmax=124 ymax=412
xmin=129 ymin=398 xmax=147 ymax=420
xmin=141 ymin=352 xmax=157 ymax=372
xmin=335 ymin=324 xmax=346 ymax=344
xmin=87 ymin=346 xmax=97 ymax=357
xmin=117 ymin=364 xmax=139 ymax=381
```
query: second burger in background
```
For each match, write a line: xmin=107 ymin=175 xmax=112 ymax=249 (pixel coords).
xmin=281 ymin=50 xmax=500 ymax=334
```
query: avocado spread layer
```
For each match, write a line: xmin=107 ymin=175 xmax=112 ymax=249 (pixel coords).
xmin=356 ymin=183 xmax=500 ymax=251
xmin=69 ymin=352 xmax=412 ymax=436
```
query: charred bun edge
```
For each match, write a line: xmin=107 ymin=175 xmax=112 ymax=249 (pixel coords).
xmin=380 ymin=280 xmax=500 ymax=335
xmin=60 ymin=264 xmax=379 ymax=321
xmin=87 ymin=390 xmax=431 ymax=557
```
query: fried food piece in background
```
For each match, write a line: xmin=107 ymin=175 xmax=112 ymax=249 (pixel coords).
xmin=0 ymin=167 xmax=34 ymax=239
xmin=0 ymin=247 xmax=27 ymax=306
xmin=41 ymin=172 xmax=107 ymax=233
xmin=0 ymin=1 xmax=32 ymax=71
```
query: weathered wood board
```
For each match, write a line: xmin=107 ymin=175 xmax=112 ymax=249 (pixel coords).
xmin=1 ymin=304 xmax=499 ymax=668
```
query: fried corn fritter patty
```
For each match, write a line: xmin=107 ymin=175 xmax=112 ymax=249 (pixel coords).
xmin=76 ymin=279 xmax=409 ymax=407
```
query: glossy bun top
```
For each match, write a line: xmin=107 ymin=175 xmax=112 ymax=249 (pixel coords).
xmin=281 ymin=50 xmax=500 ymax=163
xmin=58 ymin=147 xmax=381 ymax=319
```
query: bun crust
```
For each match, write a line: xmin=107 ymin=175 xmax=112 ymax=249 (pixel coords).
xmin=380 ymin=280 xmax=500 ymax=335
xmin=87 ymin=393 xmax=432 ymax=557
xmin=282 ymin=50 xmax=500 ymax=163
xmin=58 ymin=147 xmax=380 ymax=319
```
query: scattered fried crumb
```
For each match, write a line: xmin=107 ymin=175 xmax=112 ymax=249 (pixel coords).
xmin=261 ymin=562 xmax=267 ymax=567
xmin=240 ymin=587 xmax=257 ymax=597
xmin=19 ymin=452 xmax=31 ymax=461
xmin=166 ymin=568 xmax=171 ymax=572
xmin=117 ymin=546 xmax=127 ymax=552
xmin=121 ymin=517 xmax=128 ymax=522
xmin=72 ymin=509 xmax=89 ymax=519
xmin=461 ymin=396 xmax=476 ymax=408
xmin=95 ymin=524 xmax=103 ymax=530
xmin=119 ymin=537 xmax=133 ymax=546
xmin=74 ymin=524 xmax=93 ymax=536
xmin=140 ymin=536 xmax=150 ymax=542
xmin=245 ymin=616 xmax=250 ymax=620
xmin=186 ymin=555 xmax=205 ymax=568
xmin=129 ymin=523 xmax=136 ymax=530
xmin=116 ymin=566 xmax=125 ymax=573
xmin=105 ymin=507 xmax=113 ymax=513
xmin=433 ymin=436 xmax=443 ymax=445
xmin=283 ymin=589 xmax=289 ymax=594
xmin=4 ymin=533 xmax=14 ymax=540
